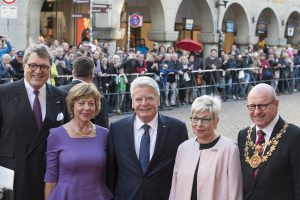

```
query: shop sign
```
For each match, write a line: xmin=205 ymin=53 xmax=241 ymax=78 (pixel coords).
xmin=1 ymin=5 xmax=17 ymax=18
xmin=257 ymin=22 xmax=267 ymax=34
xmin=183 ymin=18 xmax=194 ymax=30
xmin=2 ymin=0 xmax=16 ymax=4
xmin=92 ymin=3 xmax=112 ymax=13
xmin=287 ymin=27 xmax=294 ymax=37
xmin=129 ymin=13 xmax=143 ymax=28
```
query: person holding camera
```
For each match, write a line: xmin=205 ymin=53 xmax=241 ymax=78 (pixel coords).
xmin=54 ymin=46 xmax=72 ymax=86
xmin=0 ymin=54 xmax=16 ymax=84
xmin=0 ymin=36 xmax=12 ymax=59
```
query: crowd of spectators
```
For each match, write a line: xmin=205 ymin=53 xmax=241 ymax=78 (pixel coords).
xmin=1 ymin=36 xmax=300 ymax=114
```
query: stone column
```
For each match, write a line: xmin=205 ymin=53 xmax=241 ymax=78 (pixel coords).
xmin=148 ymin=30 xmax=178 ymax=43
xmin=198 ymin=33 xmax=219 ymax=59
xmin=147 ymin=30 xmax=179 ymax=50
xmin=93 ymin=28 xmax=123 ymax=55
xmin=234 ymin=35 xmax=258 ymax=53
xmin=265 ymin=37 xmax=287 ymax=46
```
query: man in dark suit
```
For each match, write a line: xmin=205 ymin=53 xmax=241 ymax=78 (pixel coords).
xmin=0 ymin=44 xmax=68 ymax=200
xmin=107 ymin=76 xmax=188 ymax=200
xmin=238 ymin=83 xmax=300 ymax=200
xmin=59 ymin=56 xmax=109 ymax=128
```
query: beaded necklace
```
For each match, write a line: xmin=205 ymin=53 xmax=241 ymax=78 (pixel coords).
xmin=70 ymin=121 xmax=96 ymax=137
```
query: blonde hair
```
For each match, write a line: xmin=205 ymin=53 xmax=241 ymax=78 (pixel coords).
xmin=66 ymin=82 xmax=101 ymax=119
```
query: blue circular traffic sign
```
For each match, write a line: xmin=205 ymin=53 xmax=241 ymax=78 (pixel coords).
xmin=130 ymin=14 xmax=142 ymax=28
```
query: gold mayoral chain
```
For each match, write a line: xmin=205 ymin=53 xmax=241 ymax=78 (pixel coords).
xmin=244 ymin=122 xmax=288 ymax=169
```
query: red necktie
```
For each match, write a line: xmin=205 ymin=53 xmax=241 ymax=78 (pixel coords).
xmin=253 ymin=130 xmax=266 ymax=178
xmin=256 ymin=130 xmax=265 ymax=146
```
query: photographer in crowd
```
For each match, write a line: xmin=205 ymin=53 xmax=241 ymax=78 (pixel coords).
xmin=0 ymin=36 xmax=12 ymax=59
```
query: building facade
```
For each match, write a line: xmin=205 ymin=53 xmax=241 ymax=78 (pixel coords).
xmin=1 ymin=0 xmax=300 ymax=57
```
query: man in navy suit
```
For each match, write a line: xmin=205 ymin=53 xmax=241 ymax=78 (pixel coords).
xmin=107 ymin=76 xmax=188 ymax=200
xmin=238 ymin=83 xmax=300 ymax=200
xmin=0 ymin=44 xmax=68 ymax=200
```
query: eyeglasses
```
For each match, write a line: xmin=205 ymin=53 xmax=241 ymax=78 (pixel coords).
xmin=190 ymin=117 xmax=213 ymax=124
xmin=27 ymin=63 xmax=50 ymax=72
xmin=247 ymin=100 xmax=275 ymax=111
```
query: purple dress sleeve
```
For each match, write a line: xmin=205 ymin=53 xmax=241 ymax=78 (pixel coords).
xmin=44 ymin=128 xmax=60 ymax=183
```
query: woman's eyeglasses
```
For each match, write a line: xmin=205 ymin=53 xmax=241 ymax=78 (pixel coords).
xmin=190 ymin=117 xmax=212 ymax=124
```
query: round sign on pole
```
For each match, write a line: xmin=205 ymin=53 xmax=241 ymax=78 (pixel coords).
xmin=129 ymin=14 xmax=143 ymax=28
xmin=2 ymin=0 xmax=16 ymax=4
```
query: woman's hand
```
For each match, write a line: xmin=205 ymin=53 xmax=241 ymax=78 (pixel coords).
xmin=45 ymin=182 xmax=57 ymax=200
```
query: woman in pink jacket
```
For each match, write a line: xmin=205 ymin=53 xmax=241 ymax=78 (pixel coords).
xmin=169 ymin=95 xmax=243 ymax=200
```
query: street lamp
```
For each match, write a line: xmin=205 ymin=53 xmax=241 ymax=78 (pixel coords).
xmin=215 ymin=0 xmax=229 ymax=56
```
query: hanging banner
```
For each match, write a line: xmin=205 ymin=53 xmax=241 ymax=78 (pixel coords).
xmin=129 ymin=13 xmax=143 ymax=28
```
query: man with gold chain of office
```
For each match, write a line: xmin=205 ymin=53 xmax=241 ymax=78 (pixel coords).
xmin=238 ymin=83 xmax=300 ymax=200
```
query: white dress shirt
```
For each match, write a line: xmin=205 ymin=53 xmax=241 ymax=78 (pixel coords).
xmin=134 ymin=113 xmax=158 ymax=160
xmin=255 ymin=114 xmax=280 ymax=154
xmin=24 ymin=80 xmax=46 ymax=121
xmin=255 ymin=114 xmax=280 ymax=143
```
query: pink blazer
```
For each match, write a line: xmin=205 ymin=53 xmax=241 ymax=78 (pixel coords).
xmin=169 ymin=136 xmax=243 ymax=200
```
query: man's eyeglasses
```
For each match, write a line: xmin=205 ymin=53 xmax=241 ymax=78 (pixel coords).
xmin=27 ymin=63 xmax=50 ymax=72
xmin=247 ymin=100 xmax=275 ymax=111
xmin=190 ymin=117 xmax=213 ymax=124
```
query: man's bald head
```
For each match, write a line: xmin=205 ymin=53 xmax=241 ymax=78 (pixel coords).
xmin=247 ymin=83 xmax=279 ymax=129
xmin=248 ymin=83 xmax=277 ymax=102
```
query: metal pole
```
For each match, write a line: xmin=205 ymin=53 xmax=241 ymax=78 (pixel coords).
xmin=56 ymin=0 xmax=58 ymax=40
xmin=73 ymin=1 xmax=76 ymax=45
xmin=216 ymin=1 xmax=221 ymax=56
xmin=6 ymin=19 xmax=10 ymax=35
xmin=89 ymin=0 xmax=93 ymax=43
xmin=127 ymin=14 xmax=130 ymax=51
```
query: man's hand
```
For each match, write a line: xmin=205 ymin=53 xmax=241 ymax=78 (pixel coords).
xmin=5 ymin=64 xmax=13 ymax=70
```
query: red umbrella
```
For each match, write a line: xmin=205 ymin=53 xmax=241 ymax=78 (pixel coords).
xmin=176 ymin=39 xmax=202 ymax=52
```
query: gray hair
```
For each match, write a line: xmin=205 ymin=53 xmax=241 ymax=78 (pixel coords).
xmin=1 ymin=53 xmax=11 ymax=60
xmin=191 ymin=95 xmax=221 ymax=119
xmin=130 ymin=76 xmax=160 ymax=98
xmin=23 ymin=43 xmax=53 ymax=66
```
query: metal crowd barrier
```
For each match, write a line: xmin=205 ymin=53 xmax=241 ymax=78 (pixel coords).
xmin=1 ymin=67 xmax=299 ymax=113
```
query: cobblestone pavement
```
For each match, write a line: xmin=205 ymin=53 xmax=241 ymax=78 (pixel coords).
xmin=109 ymin=92 xmax=300 ymax=142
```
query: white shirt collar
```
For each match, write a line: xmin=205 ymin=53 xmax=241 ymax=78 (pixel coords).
xmin=135 ymin=113 xmax=158 ymax=131
xmin=72 ymin=78 xmax=85 ymax=83
xmin=24 ymin=79 xmax=46 ymax=94
xmin=256 ymin=114 xmax=279 ymax=141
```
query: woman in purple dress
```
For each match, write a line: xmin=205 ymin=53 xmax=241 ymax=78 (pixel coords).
xmin=44 ymin=82 xmax=113 ymax=200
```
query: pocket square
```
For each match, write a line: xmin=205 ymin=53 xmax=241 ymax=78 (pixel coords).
xmin=56 ymin=112 xmax=64 ymax=121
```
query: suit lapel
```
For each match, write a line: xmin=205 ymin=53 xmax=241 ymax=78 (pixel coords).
xmin=147 ymin=114 xmax=168 ymax=171
xmin=125 ymin=115 xmax=142 ymax=172
xmin=254 ymin=117 xmax=285 ymax=180
xmin=27 ymin=84 xmax=65 ymax=155
xmin=13 ymin=81 xmax=40 ymax=139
